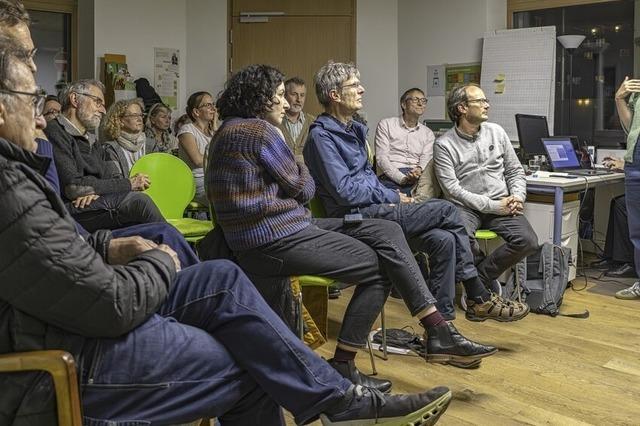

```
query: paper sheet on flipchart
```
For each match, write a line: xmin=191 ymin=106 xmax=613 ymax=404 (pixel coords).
xmin=481 ymin=26 xmax=556 ymax=142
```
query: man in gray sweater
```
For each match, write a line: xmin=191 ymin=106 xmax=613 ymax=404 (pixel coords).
xmin=434 ymin=84 xmax=538 ymax=287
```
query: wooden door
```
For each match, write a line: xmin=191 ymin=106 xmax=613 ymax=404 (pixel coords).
xmin=229 ymin=0 xmax=356 ymax=116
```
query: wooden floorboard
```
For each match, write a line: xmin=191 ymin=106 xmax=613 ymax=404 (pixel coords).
xmin=285 ymin=271 xmax=639 ymax=425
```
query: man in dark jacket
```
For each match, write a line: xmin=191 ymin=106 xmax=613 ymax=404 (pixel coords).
xmin=44 ymin=78 xmax=165 ymax=232
xmin=0 ymin=41 xmax=452 ymax=426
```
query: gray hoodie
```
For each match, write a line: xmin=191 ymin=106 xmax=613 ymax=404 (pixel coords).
xmin=434 ymin=122 xmax=526 ymax=215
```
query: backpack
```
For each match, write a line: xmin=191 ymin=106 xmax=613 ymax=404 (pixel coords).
xmin=504 ymin=242 xmax=588 ymax=318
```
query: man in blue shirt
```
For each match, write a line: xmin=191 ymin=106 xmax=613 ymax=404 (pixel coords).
xmin=304 ymin=61 xmax=529 ymax=324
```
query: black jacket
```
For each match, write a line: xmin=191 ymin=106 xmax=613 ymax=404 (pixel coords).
xmin=44 ymin=117 xmax=132 ymax=201
xmin=0 ymin=137 xmax=176 ymax=425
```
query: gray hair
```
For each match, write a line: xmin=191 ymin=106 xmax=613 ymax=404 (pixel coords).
xmin=59 ymin=79 xmax=105 ymax=112
xmin=0 ymin=0 xmax=30 ymax=28
xmin=0 ymin=35 xmax=30 ymax=109
xmin=446 ymin=83 xmax=480 ymax=124
xmin=314 ymin=61 xmax=360 ymax=107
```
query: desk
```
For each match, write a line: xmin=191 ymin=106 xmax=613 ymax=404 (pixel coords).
xmin=525 ymin=172 xmax=625 ymax=245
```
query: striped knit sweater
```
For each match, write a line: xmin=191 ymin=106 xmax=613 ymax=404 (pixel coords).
xmin=206 ymin=117 xmax=314 ymax=250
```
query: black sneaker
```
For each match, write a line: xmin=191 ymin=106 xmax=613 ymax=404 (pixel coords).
xmin=321 ymin=384 xmax=451 ymax=425
xmin=328 ymin=358 xmax=392 ymax=393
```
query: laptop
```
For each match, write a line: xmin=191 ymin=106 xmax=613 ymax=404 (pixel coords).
xmin=541 ymin=137 xmax=613 ymax=176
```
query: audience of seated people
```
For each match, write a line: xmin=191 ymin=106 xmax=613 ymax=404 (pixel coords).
xmin=433 ymin=84 xmax=539 ymax=290
xmin=304 ymin=61 xmax=529 ymax=323
xmin=177 ymin=91 xmax=217 ymax=205
xmin=145 ymin=102 xmax=179 ymax=154
xmin=206 ymin=64 xmax=499 ymax=392
xmin=43 ymin=78 xmax=165 ymax=231
xmin=276 ymin=76 xmax=315 ymax=163
xmin=375 ymin=87 xmax=434 ymax=196
xmin=102 ymin=98 xmax=159 ymax=178
xmin=0 ymin=13 xmax=452 ymax=425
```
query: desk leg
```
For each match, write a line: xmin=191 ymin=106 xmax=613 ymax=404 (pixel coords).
xmin=553 ymin=186 xmax=564 ymax=245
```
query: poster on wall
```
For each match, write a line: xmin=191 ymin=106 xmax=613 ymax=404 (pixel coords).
xmin=444 ymin=63 xmax=481 ymax=117
xmin=154 ymin=47 xmax=180 ymax=110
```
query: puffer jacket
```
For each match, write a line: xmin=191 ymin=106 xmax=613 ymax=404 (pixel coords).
xmin=0 ymin=137 xmax=176 ymax=425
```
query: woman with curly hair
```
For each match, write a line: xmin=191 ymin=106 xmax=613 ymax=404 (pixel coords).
xmin=145 ymin=102 xmax=178 ymax=154
xmin=177 ymin=91 xmax=217 ymax=204
xmin=206 ymin=64 xmax=484 ymax=399
xmin=102 ymin=98 xmax=157 ymax=178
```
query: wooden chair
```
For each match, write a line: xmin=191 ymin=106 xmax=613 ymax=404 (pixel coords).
xmin=0 ymin=350 xmax=83 ymax=426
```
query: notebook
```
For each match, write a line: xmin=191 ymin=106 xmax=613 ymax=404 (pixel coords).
xmin=541 ymin=138 xmax=613 ymax=176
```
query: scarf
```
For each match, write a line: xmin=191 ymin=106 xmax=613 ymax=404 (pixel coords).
xmin=145 ymin=127 xmax=178 ymax=152
xmin=117 ymin=130 xmax=147 ymax=153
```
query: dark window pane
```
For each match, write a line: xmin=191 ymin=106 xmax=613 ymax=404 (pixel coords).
xmin=29 ymin=10 xmax=72 ymax=97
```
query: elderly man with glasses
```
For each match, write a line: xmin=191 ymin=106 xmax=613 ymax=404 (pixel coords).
xmin=375 ymin=87 xmax=433 ymax=196
xmin=434 ymin=83 xmax=539 ymax=291
xmin=43 ymin=79 xmax=165 ymax=232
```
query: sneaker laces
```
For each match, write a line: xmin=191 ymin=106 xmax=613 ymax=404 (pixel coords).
xmin=353 ymin=385 xmax=387 ymax=420
xmin=626 ymin=281 xmax=640 ymax=296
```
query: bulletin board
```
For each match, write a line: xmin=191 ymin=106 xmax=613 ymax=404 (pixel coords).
xmin=480 ymin=26 xmax=556 ymax=142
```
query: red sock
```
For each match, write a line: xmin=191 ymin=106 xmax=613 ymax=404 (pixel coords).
xmin=419 ymin=310 xmax=447 ymax=331
xmin=333 ymin=347 xmax=357 ymax=362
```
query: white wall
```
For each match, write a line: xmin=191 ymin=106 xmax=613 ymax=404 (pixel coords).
xmin=93 ymin=0 xmax=188 ymax=114
xmin=186 ymin=0 xmax=228 ymax=107
xmin=357 ymin=0 xmax=398 ymax=138
xmin=397 ymin=0 xmax=507 ymax=120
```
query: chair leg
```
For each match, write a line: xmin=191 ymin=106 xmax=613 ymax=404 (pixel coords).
xmin=380 ymin=306 xmax=388 ymax=360
xmin=366 ymin=338 xmax=378 ymax=375
xmin=297 ymin=293 xmax=304 ymax=340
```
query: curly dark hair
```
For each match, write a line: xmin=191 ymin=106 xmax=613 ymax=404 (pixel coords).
xmin=216 ymin=64 xmax=285 ymax=120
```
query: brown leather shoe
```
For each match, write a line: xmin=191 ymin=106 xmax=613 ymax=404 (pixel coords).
xmin=466 ymin=293 xmax=530 ymax=322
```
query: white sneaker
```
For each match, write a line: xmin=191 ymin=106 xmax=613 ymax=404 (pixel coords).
xmin=615 ymin=281 xmax=640 ymax=300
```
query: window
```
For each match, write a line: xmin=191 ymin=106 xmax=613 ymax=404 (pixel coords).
xmin=29 ymin=10 xmax=72 ymax=97
xmin=513 ymin=0 xmax=633 ymax=147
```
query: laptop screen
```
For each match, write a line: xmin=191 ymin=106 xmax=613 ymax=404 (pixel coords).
xmin=541 ymin=138 xmax=581 ymax=170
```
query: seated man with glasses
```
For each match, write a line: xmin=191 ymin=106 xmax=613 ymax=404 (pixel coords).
xmin=44 ymin=79 xmax=166 ymax=232
xmin=434 ymin=84 xmax=539 ymax=291
xmin=375 ymin=88 xmax=433 ymax=196
xmin=42 ymin=94 xmax=61 ymax=121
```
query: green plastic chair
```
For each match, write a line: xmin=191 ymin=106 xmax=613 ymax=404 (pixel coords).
xmin=130 ymin=153 xmax=213 ymax=243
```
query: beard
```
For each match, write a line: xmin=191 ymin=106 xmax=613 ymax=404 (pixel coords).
xmin=77 ymin=102 xmax=102 ymax=130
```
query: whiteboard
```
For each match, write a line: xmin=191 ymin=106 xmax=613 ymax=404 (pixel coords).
xmin=481 ymin=26 xmax=556 ymax=142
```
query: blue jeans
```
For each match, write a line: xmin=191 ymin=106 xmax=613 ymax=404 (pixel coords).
xmin=625 ymin=142 xmax=640 ymax=277
xmin=359 ymin=199 xmax=478 ymax=319
xmin=81 ymin=260 xmax=351 ymax=425
xmin=380 ymin=167 xmax=414 ymax=196
xmin=111 ymin=222 xmax=200 ymax=268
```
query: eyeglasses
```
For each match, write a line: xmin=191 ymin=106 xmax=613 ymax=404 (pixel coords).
xmin=28 ymin=47 xmax=37 ymax=60
xmin=43 ymin=109 xmax=60 ymax=119
xmin=74 ymin=91 xmax=105 ymax=108
xmin=407 ymin=97 xmax=428 ymax=105
xmin=198 ymin=102 xmax=215 ymax=110
xmin=122 ymin=113 xmax=144 ymax=119
xmin=0 ymin=87 xmax=46 ymax=117
xmin=341 ymin=81 xmax=363 ymax=91
xmin=466 ymin=98 xmax=490 ymax=106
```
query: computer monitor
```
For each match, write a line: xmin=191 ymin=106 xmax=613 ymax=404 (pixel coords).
xmin=515 ymin=114 xmax=550 ymax=157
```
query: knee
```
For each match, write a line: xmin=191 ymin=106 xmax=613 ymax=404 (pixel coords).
xmin=430 ymin=230 xmax=455 ymax=252
xmin=515 ymin=230 xmax=539 ymax=255
xmin=197 ymin=259 xmax=249 ymax=290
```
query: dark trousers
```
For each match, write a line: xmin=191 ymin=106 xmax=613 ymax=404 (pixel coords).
xmin=625 ymin=142 xmax=640 ymax=277
xmin=81 ymin=260 xmax=351 ymax=426
xmin=456 ymin=206 xmax=539 ymax=285
xmin=380 ymin=167 xmax=413 ymax=196
xmin=111 ymin=222 xmax=200 ymax=268
xmin=603 ymin=195 xmax=634 ymax=265
xmin=68 ymin=191 xmax=165 ymax=232
xmin=235 ymin=219 xmax=437 ymax=348
xmin=359 ymin=199 xmax=478 ymax=319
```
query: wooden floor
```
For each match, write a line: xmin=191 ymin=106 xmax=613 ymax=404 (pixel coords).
xmin=286 ymin=269 xmax=640 ymax=425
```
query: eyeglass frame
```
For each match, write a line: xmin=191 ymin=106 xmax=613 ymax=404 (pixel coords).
xmin=466 ymin=98 xmax=490 ymax=106
xmin=406 ymin=96 xmax=428 ymax=105
xmin=340 ymin=81 xmax=363 ymax=91
xmin=74 ymin=91 xmax=106 ymax=109
xmin=121 ymin=113 xmax=145 ymax=119
xmin=0 ymin=87 xmax=46 ymax=117
xmin=197 ymin=102 xmax=215 ymax=110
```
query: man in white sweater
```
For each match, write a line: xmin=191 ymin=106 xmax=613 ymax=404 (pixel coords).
xmin=434 ymin=84 xmax=538 ymax=287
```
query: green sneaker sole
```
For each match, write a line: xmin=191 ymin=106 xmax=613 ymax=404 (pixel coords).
xmin=320 ymin=390 xmax=452 ymax=426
